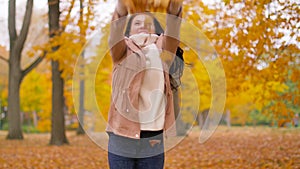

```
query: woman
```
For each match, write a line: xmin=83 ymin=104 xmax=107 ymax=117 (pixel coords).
xmin=106 ymin=0 xmax=182 ymax=168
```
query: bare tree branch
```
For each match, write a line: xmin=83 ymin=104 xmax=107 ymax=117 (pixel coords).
xmin=8 ymin=0 xmax=17 ymax=46
xmin=61 ymin=0 xmax=75 ymax=33
xmin=15 ymin=0 xmax=33 ymax=55
xmin=0 ymin=55 xmax=8 ymax=63
xmin=21 ymin=53 xmax=46 ymax=80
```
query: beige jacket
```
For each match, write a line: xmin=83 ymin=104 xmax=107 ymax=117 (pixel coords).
xmin=106 ymin=10 xmax=181 ymax=139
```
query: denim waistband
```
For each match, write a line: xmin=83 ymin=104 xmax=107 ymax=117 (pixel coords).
xmin=108 ymin=131 xmax=164 ymax=158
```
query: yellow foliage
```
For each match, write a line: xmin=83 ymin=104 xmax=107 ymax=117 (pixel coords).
xmin=36 ymin=118 xmax=51 ymax=133
xmin=183 ymin=0 xmax=300 ymax=124
xmin=94 ymin=53 xmax=113 ymax=124
xmin=20 ymin=68 xmax=52 ymax=132
xmin=122 ymin=0 xmax=172 ymax=13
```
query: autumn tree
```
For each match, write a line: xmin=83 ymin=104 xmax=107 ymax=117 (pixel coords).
xmin=76 ymin=0 xmax=86 ymax=135
xmin=181 ymin=0 xmax=299 ymax=125
xmin=46 ymin=0 xmax=96 ymax=143
xmin=20 ymin=69 xmax=51 ymax=129
xmin=6 ymin=0 xmax=44 ymax=139
xmin=48 ymin=0 xmax=69 ymax=145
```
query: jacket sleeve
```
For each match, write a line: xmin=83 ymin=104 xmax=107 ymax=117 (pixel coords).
xmin=108 ymin=10 xmax=128 ymax=64
xmin=161 ymin=11 xmax=182 ymax=66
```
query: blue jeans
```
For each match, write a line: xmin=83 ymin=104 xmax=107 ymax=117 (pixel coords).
xmin=108 ymin=131 xmax=164 ymax=169
xmin=108 ymin=152 xmax=164 ymax=169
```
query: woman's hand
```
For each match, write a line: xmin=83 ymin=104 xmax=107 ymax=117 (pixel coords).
xmin=117 ymin=0 xmax=147 ymax=14
xmin=117 ymin=0 xmax=183 ymax=15
xmin=167 ymin=0 xmax=183 ymax=16
xmin=116 ymin=0 xmax=130 ymax=16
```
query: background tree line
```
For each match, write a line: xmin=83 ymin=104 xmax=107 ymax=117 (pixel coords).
xmin=0 ymin=0 xmax=299 ymax=145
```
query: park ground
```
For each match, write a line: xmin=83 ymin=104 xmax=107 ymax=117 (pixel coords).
xmin=0 ymin=126 xmax=300 ymax=169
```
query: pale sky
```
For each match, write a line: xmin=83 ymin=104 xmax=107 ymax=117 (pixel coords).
xmin=0 ymin=0 xmax=116 ymax=49
xmin=0 ymin=0 xmax=116 ymax=68
xmin=0 ymin=0 xmax=49 ymax=48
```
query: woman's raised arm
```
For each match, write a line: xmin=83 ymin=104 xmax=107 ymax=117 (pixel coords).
xmin=108 ymin=0 xmax=128 ymax=64
xmin=162 ymin=0 xmax=183 ymax=66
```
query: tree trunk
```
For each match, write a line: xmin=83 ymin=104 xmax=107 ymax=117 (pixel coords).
xmin=226 ymin=109 xmax=231 ymax=127
xmin=33 ymin=111 xmax=37 ymax=127
xmin=48 ymin=0 xmax=68 ymax=145
xmin=76 ymin=75 xmax=85 ymax=135
xmin=76 ymin=0 xmax=85 ymax=135
xmin=50 ymin=61 xmax=69 ymax=145
xmin=198 ymin=109 xmax=209 ymax=129
xmin=7 ymin=53 xmax=23 ymax=139
xmin=7 ymin=0 xmax=34 ymax=140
